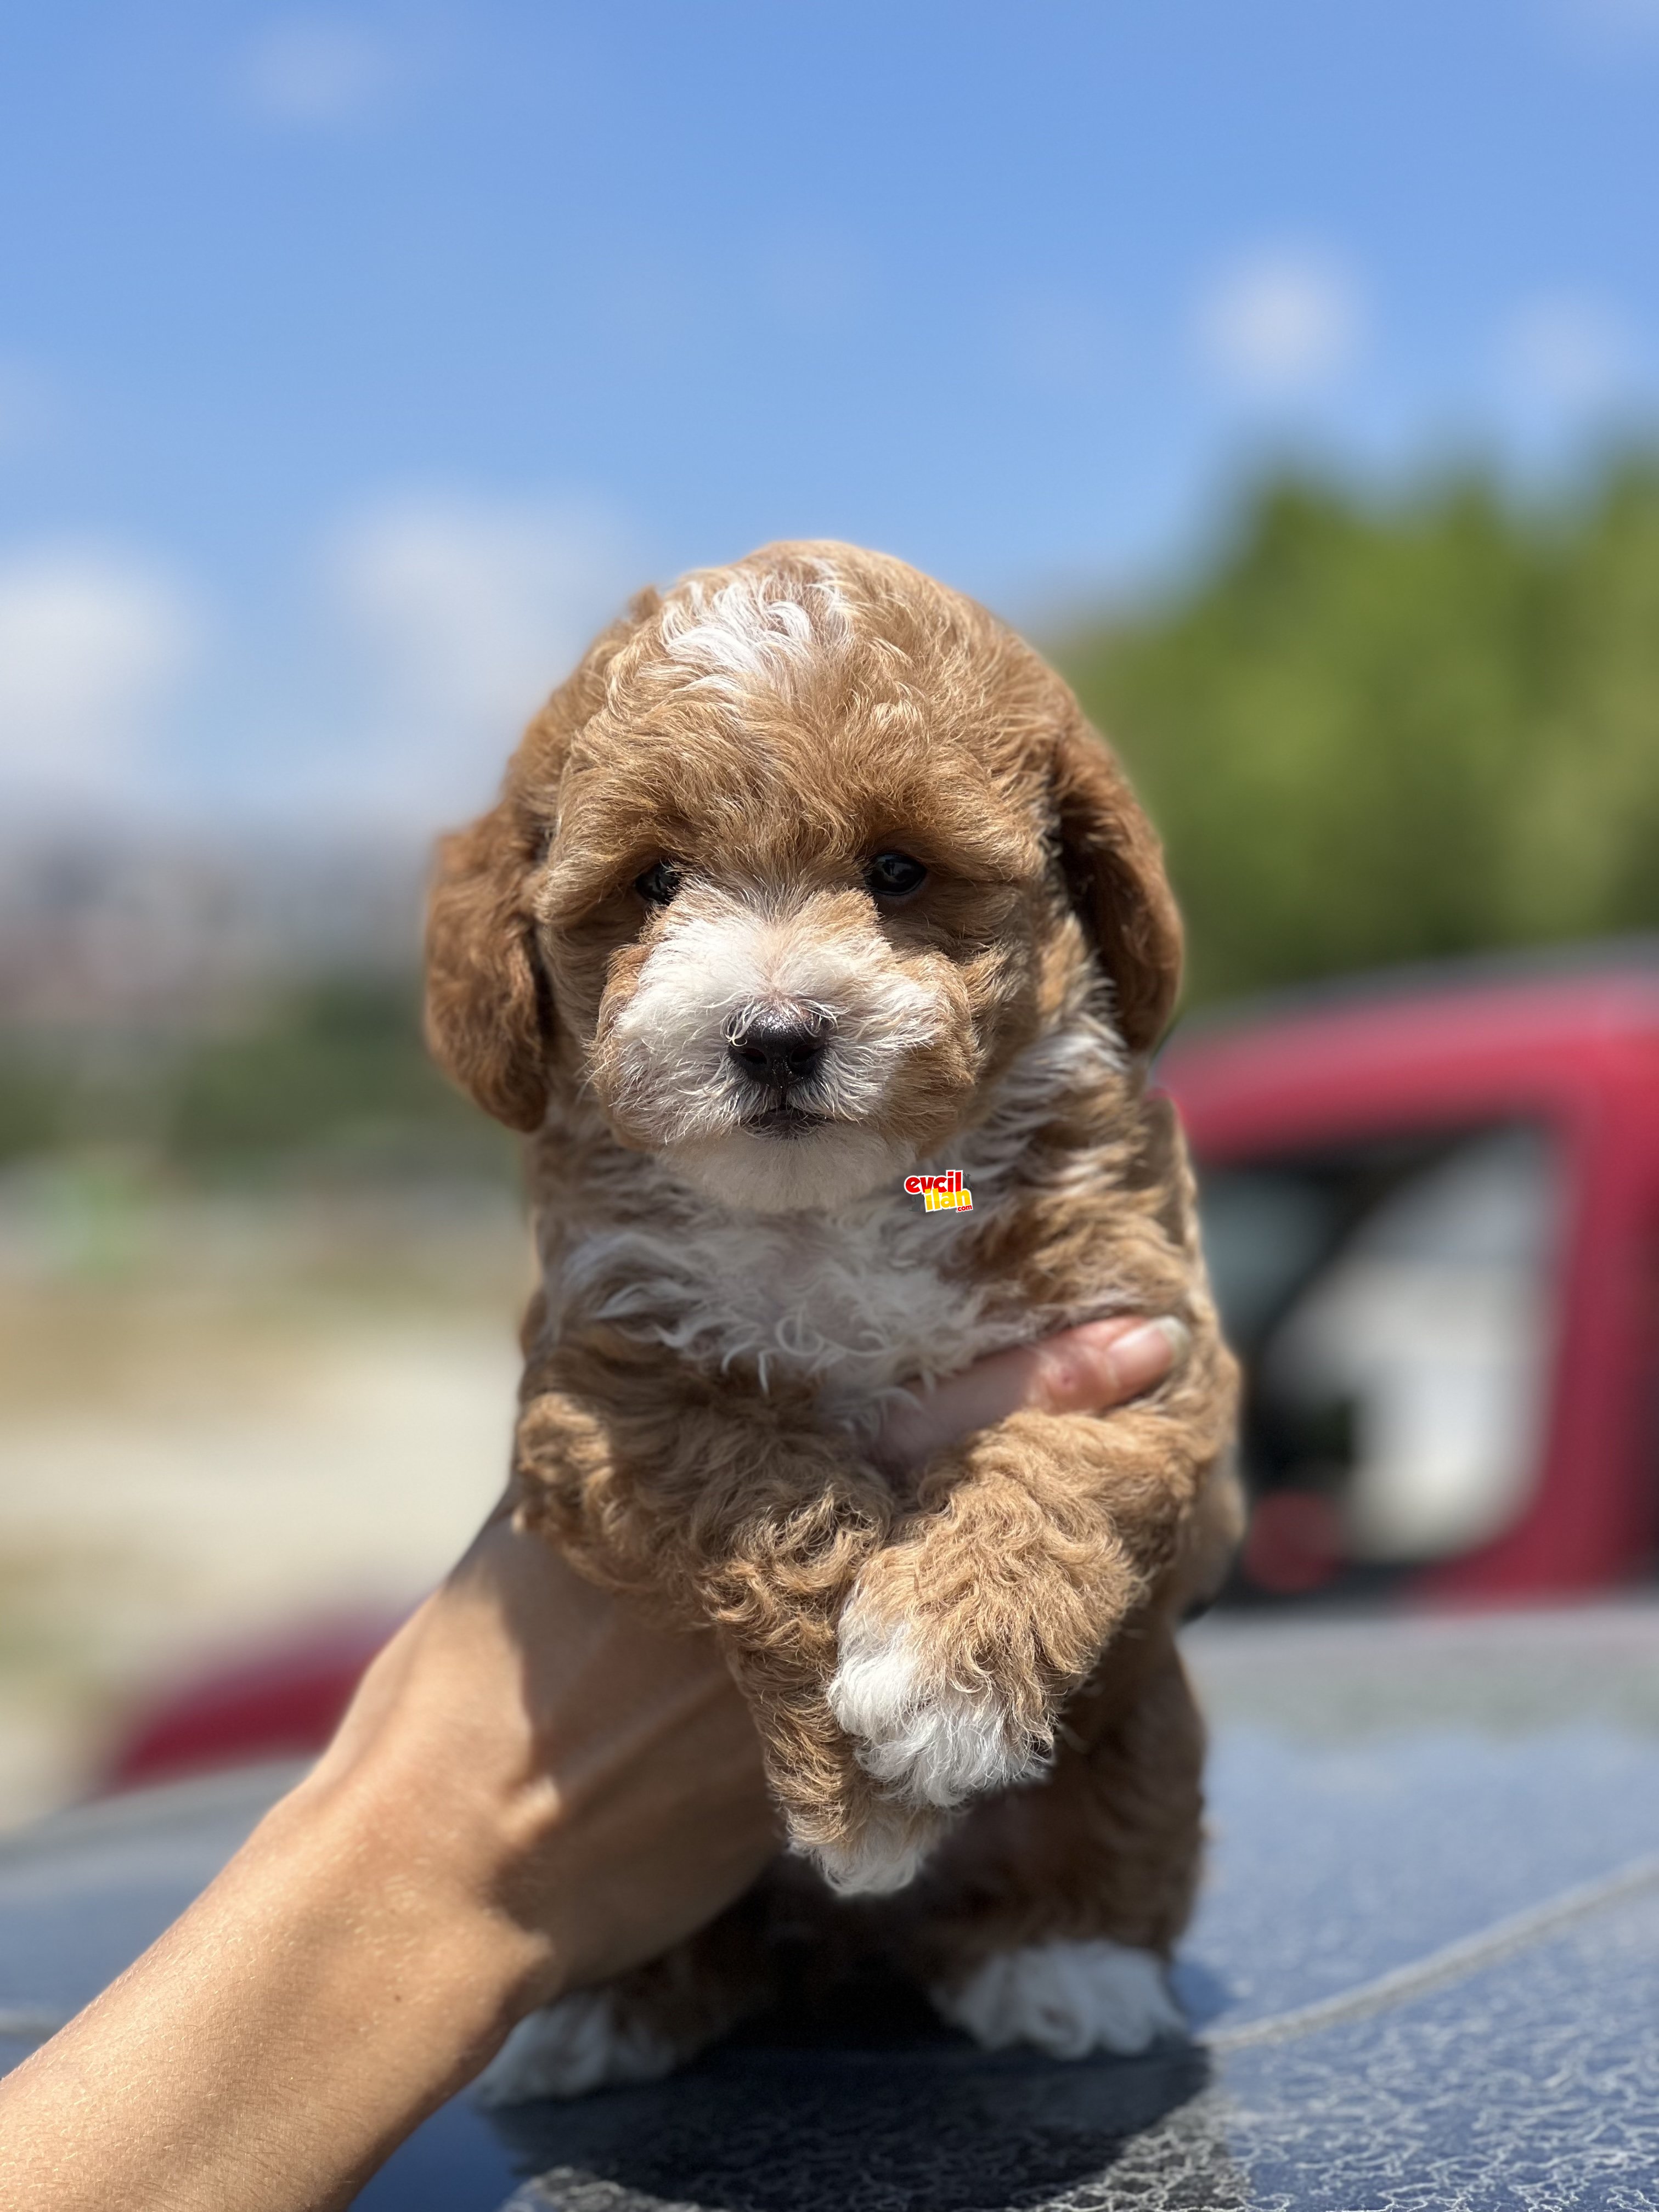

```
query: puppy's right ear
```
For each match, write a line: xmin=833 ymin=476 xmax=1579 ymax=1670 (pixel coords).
xmin=424 ymin=803 xmax=551 ymax=1133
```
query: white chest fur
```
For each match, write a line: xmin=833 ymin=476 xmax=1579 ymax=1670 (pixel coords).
xmin=549 ymin=1178 xmax=1013 ymax=1429
xmin=541 ymin=1014 xmax=1130 ymax=1432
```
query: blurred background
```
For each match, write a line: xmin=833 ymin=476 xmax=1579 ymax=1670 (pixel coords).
xmin=3 ymin=1 xmax=1657 ymax=1826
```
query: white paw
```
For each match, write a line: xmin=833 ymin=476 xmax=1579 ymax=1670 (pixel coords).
xmin=805 ymin=1797 xmax=938 ymax=1896
xmin=932 ymin=1940 xmax=1186 ymax=2060
xmin=474 ymin=1988 xmax=684 ymax=2107
xmin=828 ymin=1596 xmax=1043 ymax=1810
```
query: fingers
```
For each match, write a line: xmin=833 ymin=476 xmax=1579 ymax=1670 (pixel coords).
xmin=1027 ymin=1315 xmax=1188 ymax=1413
xmin=875 ymin=1315 xmax=1187 ymax=1474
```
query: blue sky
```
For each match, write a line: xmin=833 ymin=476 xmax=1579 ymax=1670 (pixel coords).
xmin=1 ymin=0 xmax=1655 ymax=834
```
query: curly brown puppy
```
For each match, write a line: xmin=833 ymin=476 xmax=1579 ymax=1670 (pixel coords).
xmin=425 ymin=540 xmax=1240 ymax=2101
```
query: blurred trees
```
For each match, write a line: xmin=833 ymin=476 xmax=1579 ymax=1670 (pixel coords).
xmin=0 ymin=980 xmax=513 ymax=1180
xmin=1060 ymin=454 xmax=1659 ymax=1006
xmin=162 ymin=979 xmax=484 ymax=1172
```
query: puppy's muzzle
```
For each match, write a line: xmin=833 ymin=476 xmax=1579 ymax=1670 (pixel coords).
xmin=726 ymin=1005 xmax=839 ymax=1135
xmin=726 ymin=1006 xmax=834 ymax=1089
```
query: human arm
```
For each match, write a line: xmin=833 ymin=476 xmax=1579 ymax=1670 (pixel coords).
xmin=0 ymin=1521 xmax=773 ymax=2212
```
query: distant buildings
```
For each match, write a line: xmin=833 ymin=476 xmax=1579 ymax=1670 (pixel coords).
xmin=0 ymin=833 xmax=428 ymax=1029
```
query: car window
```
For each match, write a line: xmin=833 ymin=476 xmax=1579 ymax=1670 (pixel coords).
xmin=1198 ymin=1124 xmax=1561 ymax=1599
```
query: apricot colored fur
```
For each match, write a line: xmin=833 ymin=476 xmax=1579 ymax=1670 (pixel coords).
xmin=426 ymin=541 xmax=1240 ymax=2056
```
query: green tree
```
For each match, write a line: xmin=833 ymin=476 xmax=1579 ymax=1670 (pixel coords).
xmin=1059 ymin=456 xmax=1659 ymax=1005
xmin=161 ymin=978 xmax=512 ymax=1177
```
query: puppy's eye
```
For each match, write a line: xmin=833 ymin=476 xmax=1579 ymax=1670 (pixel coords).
xmin=634 ymin=860 xmax=684 ymax=906
xmin=865 ymin=850 xmax=928 ymax=901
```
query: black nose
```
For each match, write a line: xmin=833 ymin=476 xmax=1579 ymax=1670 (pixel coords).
xmin=727 ymin=1011 xmax=829 ymax=1088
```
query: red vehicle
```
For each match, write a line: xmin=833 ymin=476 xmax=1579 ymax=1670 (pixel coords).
xmin=104 ymin=947 xmax=1659 ymax=1790
xmin=1161 ymin=945 xmax=1659 ymax=1606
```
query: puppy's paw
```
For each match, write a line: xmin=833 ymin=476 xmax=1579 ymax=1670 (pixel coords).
xmin=828 ymin=1592 xmax=1045 ymax=1810
xmin=804 ymin=1796 xmax=940 ymax=1897
xmin=932 ymin=1939 xmax=1186 ymax=2060
xmin=474 ymin=1989 xmax=684 ymax=2106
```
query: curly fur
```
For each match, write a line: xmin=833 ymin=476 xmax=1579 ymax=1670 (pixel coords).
xmin=425 ymin=540 xmax=1241 ymax=2089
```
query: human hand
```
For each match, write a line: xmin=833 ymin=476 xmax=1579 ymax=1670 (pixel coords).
xmin=305 ymin=1506 xmax=778 ymax=2006
xmin=875 ymin=1314 xmax=1184 ymax=1474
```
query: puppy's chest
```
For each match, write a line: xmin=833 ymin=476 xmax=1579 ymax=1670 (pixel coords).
xmin=548 ymin=1196 xmax=1075 ymax=1427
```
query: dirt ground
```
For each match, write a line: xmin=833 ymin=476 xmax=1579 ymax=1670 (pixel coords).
xmin=0 ymin=1167 xmax=533 ymax=1830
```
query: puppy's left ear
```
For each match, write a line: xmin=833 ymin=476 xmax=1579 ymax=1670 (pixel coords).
xmin=1051 ymin=713 xmax=1183 ymax=1054
xmin=424 ymin=802 xmax=551 ymax=1133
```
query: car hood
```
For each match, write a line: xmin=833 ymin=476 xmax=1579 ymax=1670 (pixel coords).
xmin=4 ymin=1602 xmax=1658 ymax=2211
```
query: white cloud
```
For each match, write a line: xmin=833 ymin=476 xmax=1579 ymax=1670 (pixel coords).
xmin=1195 ymin=250 xmax=1365 ymax=397
xmin=240 ymin=18 xmax=391 ymax=127
xmin=0 ymin=549 xmax=201 ymax=809
xmin=324 ymin=494 xmax=637 ymax=823
xmin=1502 ymin=294 xmax=1637 ymax=412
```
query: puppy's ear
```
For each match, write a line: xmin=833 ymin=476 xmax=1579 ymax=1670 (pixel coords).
xmin=424 ymin=802 xmax=551 ymax=1133
xmin=1051 ymin=714 xmax=1183 ymax=1054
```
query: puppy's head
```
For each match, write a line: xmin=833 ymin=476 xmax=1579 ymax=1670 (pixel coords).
xmin=426 ymin=543 xmax=1179 ymax=1213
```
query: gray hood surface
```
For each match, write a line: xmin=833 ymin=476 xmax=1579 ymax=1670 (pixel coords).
xmin=5 ymin=1603 xmax=1659 ymax=2210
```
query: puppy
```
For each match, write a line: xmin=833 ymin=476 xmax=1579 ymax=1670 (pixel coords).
xmin=425 ymin=541 xmax=1240 ymax=2101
